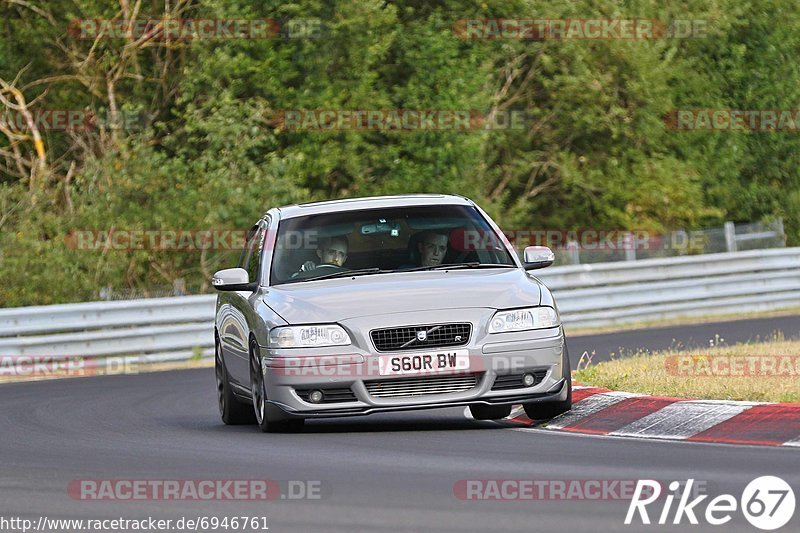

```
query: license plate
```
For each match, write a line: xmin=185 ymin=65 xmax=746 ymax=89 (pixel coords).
xmin=378 ymin=349 xmax=470 ymax=376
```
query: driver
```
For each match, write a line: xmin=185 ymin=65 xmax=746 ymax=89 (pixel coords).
xmin=417 ymin=231 xmax=448 ymax=267
xmin=297 ymin=235 xmax=349 ymax=273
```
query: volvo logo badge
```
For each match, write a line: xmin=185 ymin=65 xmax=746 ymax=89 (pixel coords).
xmin=416 ymin=330 xmax=428 ymax=341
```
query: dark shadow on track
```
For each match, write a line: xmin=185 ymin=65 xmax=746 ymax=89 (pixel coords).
xmin=190 ymin=413 xmax=503 ymax=434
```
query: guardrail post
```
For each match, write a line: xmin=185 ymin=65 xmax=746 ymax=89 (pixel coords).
xmin=566 ymin=239 xmax=580 ymax=264
xmin=724 ymin=221 xmax=737 ymax=252
xmin=624 ymin=232 xmax=636 ymax=261
xmin=173 ymin=278 xmax=186 ymax=296
xmin=776 ymin=218 xmax=786 ymax=245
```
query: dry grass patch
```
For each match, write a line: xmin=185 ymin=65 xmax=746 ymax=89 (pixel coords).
xmin=573 ymin=339 xmax=800 ymax=403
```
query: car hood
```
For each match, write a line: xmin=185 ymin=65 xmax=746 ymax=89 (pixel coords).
xmin=265 ymin=269 xmax=542 ymax=324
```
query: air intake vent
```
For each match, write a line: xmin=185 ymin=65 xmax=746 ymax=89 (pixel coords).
xmin=365 ymin=374 xmax=479 ymax=398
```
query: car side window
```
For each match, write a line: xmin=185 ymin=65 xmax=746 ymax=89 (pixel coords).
xmin=237 ymin=226 xmax=256 ymax=269
xmin=241 ymin=223 xmax=266 ymax=283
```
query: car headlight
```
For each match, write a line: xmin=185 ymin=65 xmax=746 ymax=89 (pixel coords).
xmin=488 ymin=307 xmax=559 ymax=333
xmin=268 ymin=325 xmax=352 ymax=348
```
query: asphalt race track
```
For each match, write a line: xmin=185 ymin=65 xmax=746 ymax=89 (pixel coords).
xmin=568 ymin=313 xmax=800 ymax=363
xmin=2 ymin=316 xmax=799 ymax=532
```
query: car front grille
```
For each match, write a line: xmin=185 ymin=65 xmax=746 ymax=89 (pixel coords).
xmin=491 ymin=371 xmax=548 ymax=391
xmin=370 ymin=323 xmax=471 ymax=352
xmin=295 ymin=387 xmax=358 ymax=404
xmin=365 ymin=374 xmax=480 ymax=398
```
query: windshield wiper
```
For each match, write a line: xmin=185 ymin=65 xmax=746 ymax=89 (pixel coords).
xmin=304 ymin=267 xmax=385 ymax=281
xmin=399 ymin=262 xmax=517 ymax=272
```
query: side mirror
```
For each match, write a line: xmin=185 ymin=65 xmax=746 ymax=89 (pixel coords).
xmin=523 ymin=246 xmax=555 ymax=270
xmin=212 ymin=268 xmax=257 ymax=291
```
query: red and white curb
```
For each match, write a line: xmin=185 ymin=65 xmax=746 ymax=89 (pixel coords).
xmin=504 ymin=385 xmax=800 ymax=447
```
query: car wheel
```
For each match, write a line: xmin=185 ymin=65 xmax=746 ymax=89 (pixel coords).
xmin=469 ymin=404 xmax=512 ymax=420
xmin=215 ymin=337 xmax=254 ymax=425
xmin=523 ymin=344 xmax=573 ymax=420
xmin=250 ymin=339 xmax=305 ymax=433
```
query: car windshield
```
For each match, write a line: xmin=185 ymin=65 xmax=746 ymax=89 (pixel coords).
xmin=270 ymin=204 xmax=516 ymax=285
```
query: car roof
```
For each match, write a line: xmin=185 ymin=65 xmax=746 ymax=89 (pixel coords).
xmin=273 ymin=194 xmax=474 ymax=219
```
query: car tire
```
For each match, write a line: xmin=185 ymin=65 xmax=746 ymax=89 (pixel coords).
xmin=215 ymin=337 xmax=255 ymax=425
xmin=523 ymin=344 xmax=573 ymax=420
xmin=469 ymin=404 xmax=512 ymax=420
xmin=250 ymin=339 xmax=305 ymax=433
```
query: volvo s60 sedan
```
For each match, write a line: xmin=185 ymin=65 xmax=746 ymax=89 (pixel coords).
xmin=213 ymin=194 xmax=571 ymax=432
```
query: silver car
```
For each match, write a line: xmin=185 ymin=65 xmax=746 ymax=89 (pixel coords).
xmin=213 ymin=194 xmax=571 ymax=432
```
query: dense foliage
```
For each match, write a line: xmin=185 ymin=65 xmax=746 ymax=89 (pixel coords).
xmin=1 ymin=0 xmax=797 ymax=306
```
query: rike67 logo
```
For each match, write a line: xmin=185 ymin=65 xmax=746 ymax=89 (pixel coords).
xmin=626 ymin=476 xmax=795 ymax=530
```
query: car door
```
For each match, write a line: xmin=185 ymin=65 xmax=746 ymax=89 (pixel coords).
xmin=218 ymin=220 xmax=267 ymax=389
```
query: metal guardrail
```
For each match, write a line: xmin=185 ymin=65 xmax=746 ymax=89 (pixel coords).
xmin=0 ymin=295 xmax=216 ymax=363
xmin=550 ymin=218 xmax=785 ymax=265
xmin=1 ymin=248 xmax=798 ymax=363
xmin=535 ymin=248 xmax=800 ymax=328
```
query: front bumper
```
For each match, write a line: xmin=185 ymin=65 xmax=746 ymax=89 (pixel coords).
xmin=259 ymin=309 xmax=568 ymax=419
xmin=264 ymin=379 xmax=568 ymax=419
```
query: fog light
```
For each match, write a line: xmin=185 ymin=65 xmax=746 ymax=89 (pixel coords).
xmin=309 ymin=390 xmax=324 ymax=404
xmin=522 ymin=373 xmax=536 ymax=387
